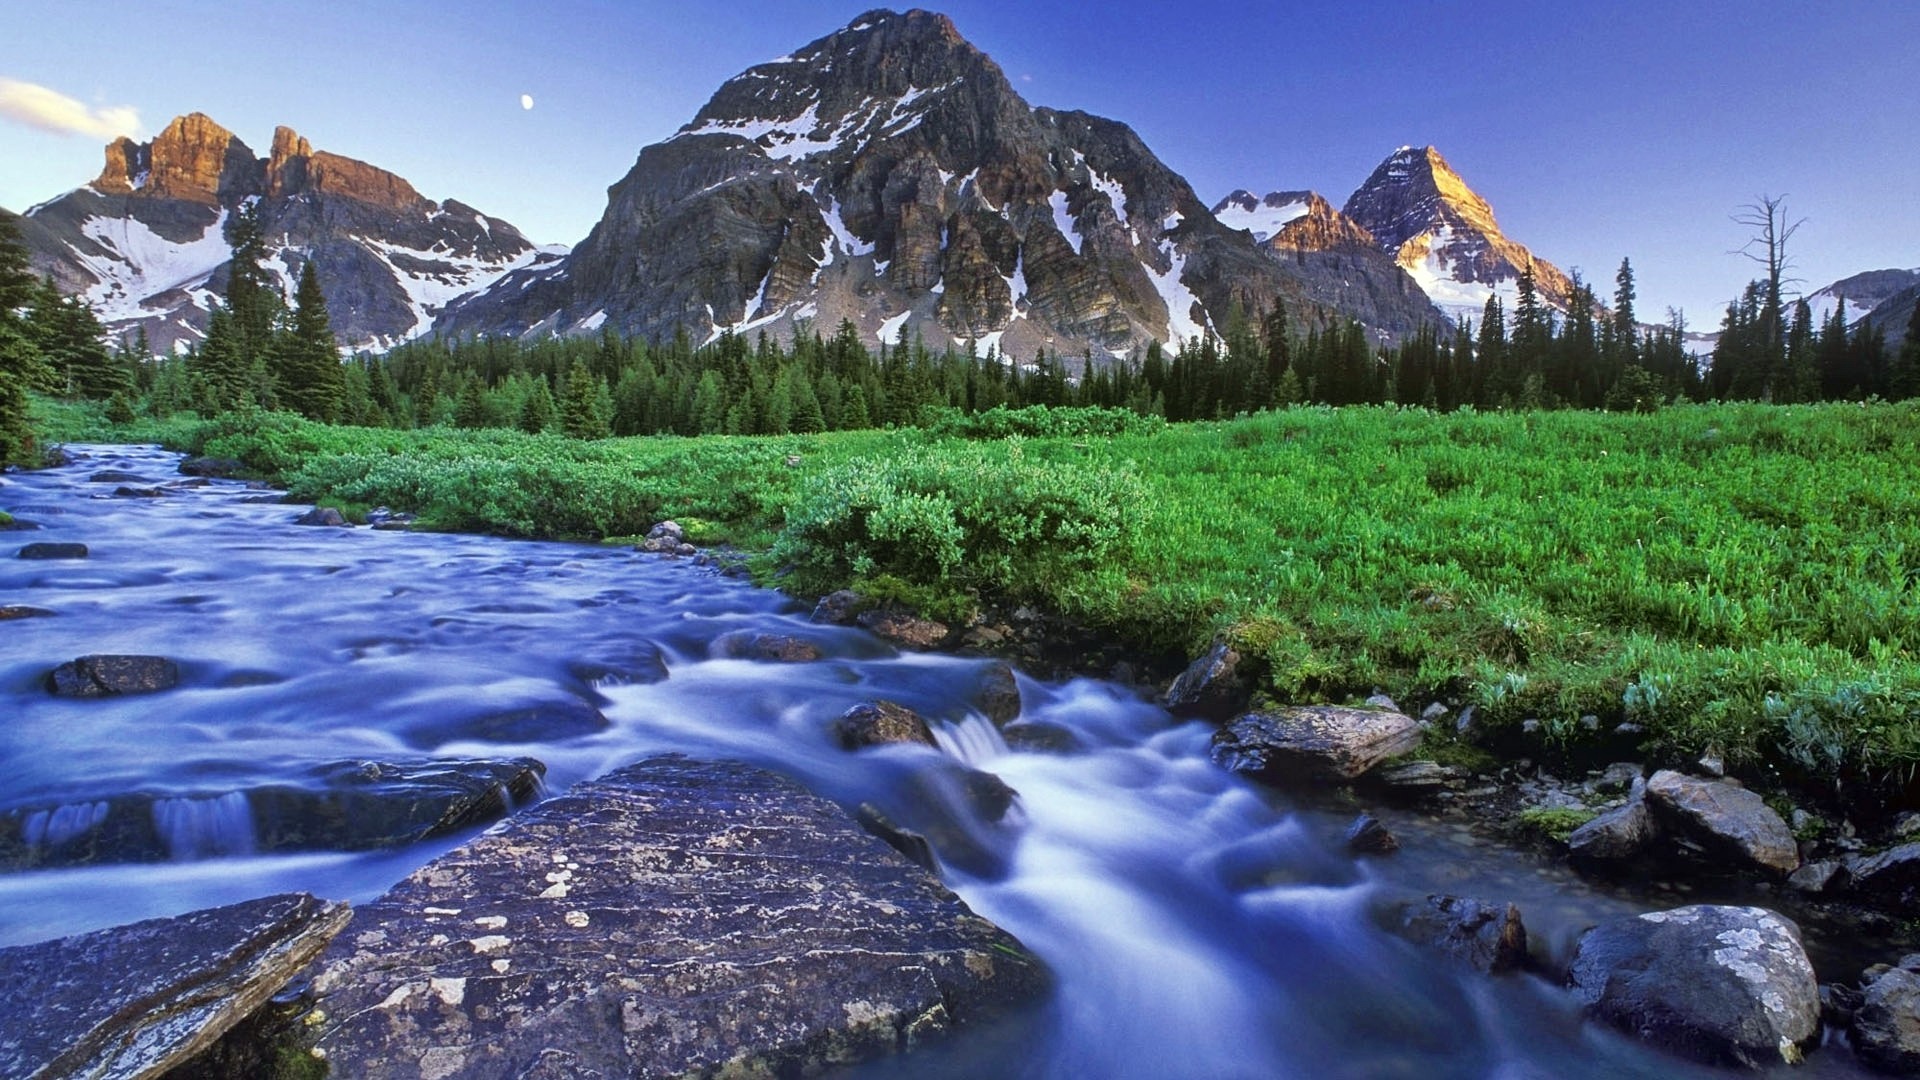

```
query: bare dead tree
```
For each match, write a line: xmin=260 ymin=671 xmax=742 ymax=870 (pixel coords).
xmin=1731 ymin=194 xmax=1806 ymax=350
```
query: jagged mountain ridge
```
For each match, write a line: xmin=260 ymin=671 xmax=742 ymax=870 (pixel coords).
xmin=1803 ymin=267 xmax=1920 ymax=329
xmin=1210 ymin=189 xmax=1440 ymax=336
xmin=437 ymin=9 xmax=1442 ymax=356
xmin=20 ymin=113 xmax=562 ymax=353
xmin=1340 ymin=145 xmax=1574 ymax=325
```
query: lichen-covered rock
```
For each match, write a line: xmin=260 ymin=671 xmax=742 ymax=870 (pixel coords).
xmin=46 ymin=654 xmax=180 ymax=697
xmin=837 ymin=699 xmax=938 ymax=749
xmin=1568 ymin=904 xmax=1819 ymax=1068
xmin=0 ymin=892 xmax=349 ymax=1080
xmin=311 ymin=756 xmax=1046 ymax=1078
xmin=1645 ymin=770 xmax=1799 ymax=876
xmin=1212 ymin=705 xmax=1419 ymax=782
xmin=1853 ymin=956 xmax=1920 ymax=1074
xmin=1391 ymin=894 xmax=1527 ymax=974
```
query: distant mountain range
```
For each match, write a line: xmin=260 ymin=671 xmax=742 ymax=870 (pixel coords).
xmin=8 ymin=8 xmax=1911 ymax=359
xmin=15 ymin=113 xmax=561 ymax=354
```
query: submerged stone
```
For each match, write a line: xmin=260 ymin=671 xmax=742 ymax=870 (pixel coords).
xmin=1390 ymin=894 xmax=1527 ymax=974
xmin=0 ymin=892 xmax=349 ymax=1080
xmin=711 ymin=629 xmax=826 ymax=662
xmin=311 ymin=756 xmax=1046 ymax=1077
xmin=18 ymin=541 xmax=88 ymax=559
xmin=46 ymin=654 xmax=180 ymax=697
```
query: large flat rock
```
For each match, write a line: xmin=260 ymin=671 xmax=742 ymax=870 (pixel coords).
xmin=311 ymin=756 xmax=1047 ymax=1078
xmin=0 ymin=892 xmax=349 ymax=1080
xmin=1212 ymin=705 xmax=1420 ymax=782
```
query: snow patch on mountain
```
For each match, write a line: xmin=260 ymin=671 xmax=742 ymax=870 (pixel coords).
xmin=359 ymin=237 xmax=568 ymax=340
xmin=1144 ymin=245 xmax=1209 ymax=346
xmin=1213 ymin=193 xmax=1312 ymax=243
xmin=74 ymin=210 xmax=231 ymax=321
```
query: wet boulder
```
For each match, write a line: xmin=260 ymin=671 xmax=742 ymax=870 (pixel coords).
xmin=811 ymin=588 xmax=870 ymax=625
xmin=1569 ymin=904 xmax=1820 ymax=1068
xmin=858 ymin=606 xmax=952 ymax=650
xmin=47 ymin=654 xmax=180 ymax=697
xmin=566 ymin=639 xmax=670 ymax=689
xmin=1645 ymin=770 xmax=1799 ymax=876
xmin=88 ymin=469 xmax=148 ymax=484
xmin=0 ymin=604 xmax=56 ymax=620
xmin=0 ymin=758 xmax=547 ymax=870
xmin=292 ymin=506 xmax=350 ymax=527
xmin=0 ymin=892 xmax=349 ymax=1080
xmin=1001 ymin=719 xmax=1082 ymax=754
xmin=711 ymin=629 xmax=825 ymax=662
xmin=403 ymin=700 xmax=608 ymax=749
xmin=1853 ymin=955 xmax=1920 ymax=1074
xmin=18 ymin=541 xmax=88 ymax=559
xmin=311 ymin=756 xmax=1046 ymax=1078
xmin=1390 ymin=894 xmax=1528 ymax=974
xmin=1346 ymin=813 xmax=1400 ymax=855
xmin=1846 ymin=843 xmax=1920 ymax=905
xmin=178 ymin=455 xmax=244 ymax=478
xmin=113 ymin=485 xmax=167 ymax=498
xmin=854 ymin=763 xmax=1020 ymax=880
xmin=1568 ymin=776 xmax=1660 ymax=866
xmin=969 ymin=660 xmax=1023 ymax=725
xmin=1212 ymin=705 xmax=1420 ymax=783
xmin=837 ymin=700 xmax=938 ymax=749
xmin=1161 ymin=639 xmax=1247 ymax=718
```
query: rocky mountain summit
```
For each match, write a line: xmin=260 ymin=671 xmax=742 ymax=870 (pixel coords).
xmin=438 ymin=9 xmax=1444 ymax=357
xmin=1211 ymin=189 xmax=1439 ymax=337
xmin=1340 ymin=145 xmax=1574 ymax=324
xmin=19 ymin=113 xmax=560 ymax=353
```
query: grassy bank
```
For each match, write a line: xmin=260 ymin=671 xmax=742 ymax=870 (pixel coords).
xmin=36 ymin=398 xmax=1920 ymax=802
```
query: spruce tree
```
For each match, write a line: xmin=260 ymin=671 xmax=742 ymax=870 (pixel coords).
xmin=518 ymin=377 xmax=556 ymax=433
xmin=1892 ymin=302 xmax=1920 ymax=400
xmin=279 ymin=262 xmax=344 ymax=421
xmin=560 ymin=367 xmax=612 ymax=439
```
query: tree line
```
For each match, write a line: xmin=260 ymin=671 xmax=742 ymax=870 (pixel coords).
xmin=6 ymin=200 xmax=1919 ymax=463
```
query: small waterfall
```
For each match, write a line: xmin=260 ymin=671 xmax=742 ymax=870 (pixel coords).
xmin=21 ymin=801 xmax=110 ymax=849
xmin=152 ymin=792 xmax=257 ymax=860
xmin=932 ymin=715 xmax=1008 ymax=766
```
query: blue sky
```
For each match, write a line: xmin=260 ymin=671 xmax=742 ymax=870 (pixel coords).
xmin=3 ymin=1 xmax=1916 ymax=324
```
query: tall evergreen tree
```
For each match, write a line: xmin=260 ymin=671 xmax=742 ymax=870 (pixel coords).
xmin=1891 ymin=302 xmax=1920 ymax=400
xmin=278 ymin=262 xmax=344 ymax=421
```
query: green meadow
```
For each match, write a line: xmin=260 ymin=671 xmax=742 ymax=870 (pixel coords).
xmin=40 ymin=398 xmax=1920 ymax=800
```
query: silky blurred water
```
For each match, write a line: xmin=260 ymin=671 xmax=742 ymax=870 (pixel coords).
xmin=0 ymin=445 xmax=1877 ymax=1078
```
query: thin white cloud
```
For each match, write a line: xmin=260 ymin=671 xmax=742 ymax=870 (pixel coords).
xmin=0 ymin=77 xmax=142 ymax=140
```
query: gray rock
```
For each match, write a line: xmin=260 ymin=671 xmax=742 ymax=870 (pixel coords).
xmin=112 ymin=485 xmax=167 ymax=498
xmin=1588 ymin=762 xmax=1642 ymax=796
xmin=969 ymin=661 xmax=1022 ymax=726
xmin=311 ymin=757 xmax=1045 ymax=1077
xmin=858 ymin=607 xmax=951 ymax=650
xmin=646 ymin=519 xmax=684 ymax=543
xmin=1212 ymin=705 xmax=1420 ymax=782
xmin=1001 ymin=719 xmax=1081 ymax=754
xmin=18 ymin=541 xmax=88 ymax=559
xmin=711 ymin=629 xmax=825 ymax=662
xmin=1698 ymin=751 xmax=1727 ymax=777
xmin=0 ymin=892 xmax=350 ymax=1080
xmin=1568 ymin=779 xmax=1659 ymax=865
xmin=88 ymin=469 xmax=148 ymax=483
xmin=1786 ymin=860 xmax=1844 ymax=895
xmin=837 ymin=700 xmax=938 ymax=749
xmin=1371 ymin=760 xmax=1468 ymax=796
xmin=1855 ymin=961 xmax=1920 ymax=1074
xmin=177 ymin=456 xmax=244 ymax=478
xmin=292 ymin=506 xmax=349 ymax=527
xmin=1568 ymin=904 xmax=1820 ymax=1068
xmin=810 ymin=588 xmax=869 ymax=625
xmin=1365 ymin=693 xmax=1400 ymax=712
xmin=1391 ymin=894 xmax=1527 ymax=974
xmin=0 ymin=758 xmax=547 ymax=870
xmin=1419 ymin=701 xmax=1450 ymax=724
xmin=1645 ymin=770 xmax=1799 ymax=876
xmin=404 ymin=700 xmax=608 ymax=750
xmin=1454 ymin=703 xmax=1480 ymax=740
xmin=1847 ymin=842 xmax=1920 ymax=904
xmin=1345 ymin=813 xmax=1399 ymax=855
xmin=566 ymin=640 xmax=670 ymax=688
xmin=1161 ymin=640 xmax=1244 ymax=716
xmin=46 ymin=654 xmax=180 ymax=697
xmin=0 ymin=604 xmax=56 ymax=620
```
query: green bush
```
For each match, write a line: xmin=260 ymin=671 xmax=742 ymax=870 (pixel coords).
xmin=923 ymin=404 xmax=1165 ymax=440
xmin=771 ymin=441 xmax=1145 ymax=617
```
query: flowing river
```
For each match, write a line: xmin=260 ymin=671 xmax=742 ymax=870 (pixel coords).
xmin=0 ymin=444 xmax=1882 ymax=1078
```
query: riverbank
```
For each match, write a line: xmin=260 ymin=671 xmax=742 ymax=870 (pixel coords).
xmin=36 ymin=397 xmax=1920 ymax=821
